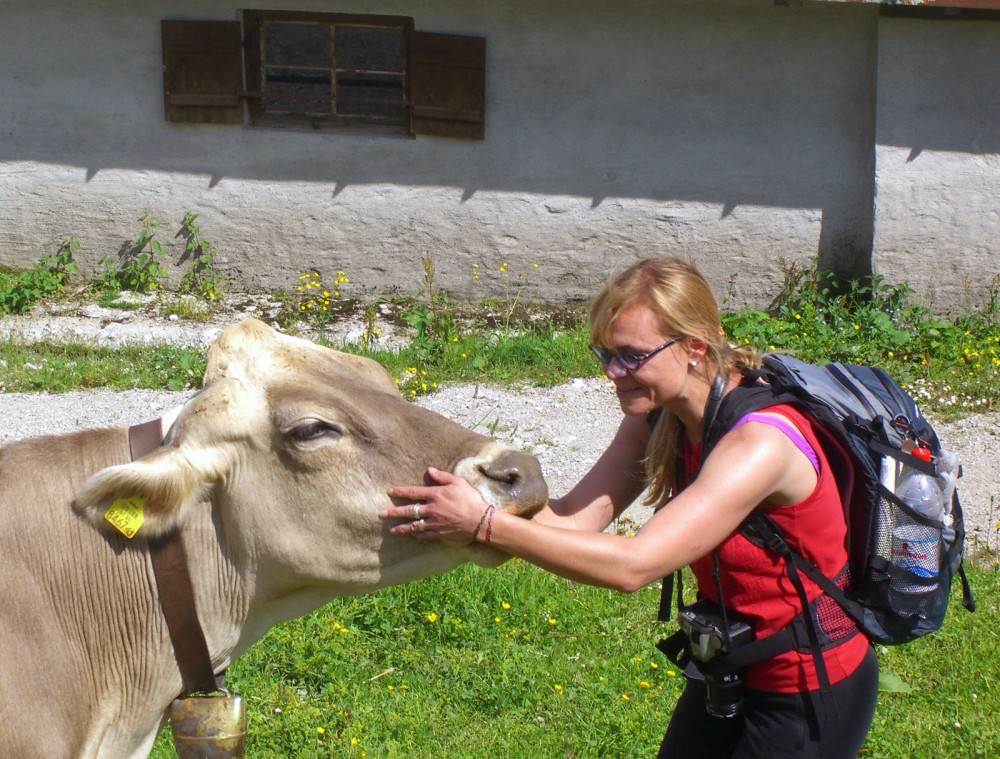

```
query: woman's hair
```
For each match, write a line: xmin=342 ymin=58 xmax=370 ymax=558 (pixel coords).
xmin=589 ymin=257 xmax=760 ymax=509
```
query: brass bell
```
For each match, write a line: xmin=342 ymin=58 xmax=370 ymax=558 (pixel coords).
xmin=170 ymin=692 xmax=247 ymax=759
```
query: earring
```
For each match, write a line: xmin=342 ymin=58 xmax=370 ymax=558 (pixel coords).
xmin=690 ymin=361 xmax=698 ymax=368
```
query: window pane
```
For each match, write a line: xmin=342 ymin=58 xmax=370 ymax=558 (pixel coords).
xmin=263 ymin=22 xmax=329 ymax=68
xmin=264 ymin=67 xmax=332 ymax=114
xmin=335 ymin=26 xmax=403 ymax=72
xmin=336 ymin=72 xmax=404 ymax=120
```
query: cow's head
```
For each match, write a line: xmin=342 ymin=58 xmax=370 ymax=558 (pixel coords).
xmin=74 ymin=319 xmax=548 ymax=595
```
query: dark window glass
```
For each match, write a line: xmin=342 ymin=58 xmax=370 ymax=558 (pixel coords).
xmin=263 ymin=22 xmax=329 ymax=68
xmin=336 ymin=72 xmax=405 ymax=120
xmin=264 ymin=67 xmax=332 ymax=114
xmin=335 ymin=26 xmax=403 ymax=72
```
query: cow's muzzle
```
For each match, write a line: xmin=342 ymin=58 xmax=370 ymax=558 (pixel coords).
xmin=477 ymin=449 xmax=548 ymax=517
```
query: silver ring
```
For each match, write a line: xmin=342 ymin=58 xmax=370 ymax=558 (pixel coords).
xmin=412 ymin=504 xmax=421 ymax=519
xmin=415 ymin=519 xmax=426 ymax=532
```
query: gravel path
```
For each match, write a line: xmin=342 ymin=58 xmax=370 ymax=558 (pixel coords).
xmin=2 ymin=379 xmax=997 ymax=550
xmin=2 ymin=300 xmax=997 ymax=548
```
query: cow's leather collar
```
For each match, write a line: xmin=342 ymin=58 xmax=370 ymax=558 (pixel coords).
xmin=129 ymin=419 xmax=219 ymax=696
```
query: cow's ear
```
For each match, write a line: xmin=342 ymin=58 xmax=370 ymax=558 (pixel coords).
xmin=74 ymin=445 xmax=222 ymax=538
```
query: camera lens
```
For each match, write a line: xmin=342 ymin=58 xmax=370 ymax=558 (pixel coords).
xmin=704 ymin=671 xmax=745 ymax=718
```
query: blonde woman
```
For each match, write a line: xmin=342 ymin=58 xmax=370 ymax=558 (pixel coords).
xmin=383 ymin=257 xmax=878 ymax=757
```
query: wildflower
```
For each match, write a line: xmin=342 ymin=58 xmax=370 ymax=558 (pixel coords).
xmin=650 ymin=662 xmax=659 ymax=670
xmin=501 ymin=601 xmax=511 ymax=610
xmin=547 ymin=617 xmax=557 ymax=626
xmin=425 ymin=612 xmax=439 ymax=623
xmin=351 ymin=737 xmax=360 ymax=746
xmin=317 ymin=727 xmax=325 ymax=735
xmin=554 ymin=684 xmax=564 ymax=695
xmin=622 ymin=694 xmax=630 ymax=701
xmin=638 ymin=681 xmax=651 ymax=689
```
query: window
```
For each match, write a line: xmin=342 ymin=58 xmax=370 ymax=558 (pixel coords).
xmin=161 ymin=12 xmax=486 ymax=139
xmin=245 ymin=12 xmax=410 ymax=131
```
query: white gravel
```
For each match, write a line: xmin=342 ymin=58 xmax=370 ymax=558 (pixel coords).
xmin=2 ymin=301 xmax=998 ymax=549
xmin=1 ymin=379 xmax=997 ymax=550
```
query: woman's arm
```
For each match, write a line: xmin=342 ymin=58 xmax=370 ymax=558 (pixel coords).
xmin=532 ymin=413 xmax=650 ymax=532
xmin=383 ymin=420 xmax=817 ymax=592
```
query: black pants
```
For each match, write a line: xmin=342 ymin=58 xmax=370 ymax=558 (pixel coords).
xmin=657 ymin=645 xmax=879 ymax=758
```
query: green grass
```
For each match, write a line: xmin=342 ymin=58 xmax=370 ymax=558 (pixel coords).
xmin=0 ymin=342 xmax=205 ymax=392
xmin=147 ymin=558 xmax=998 ymax=758
xmin=2 ymin=309 xmax=998 ymax=420
xmin=3 ymin=260 xmax=999 ymax=756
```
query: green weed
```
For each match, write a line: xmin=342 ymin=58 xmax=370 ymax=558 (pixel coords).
xmin=177 ymin=212 xmax=226 ymax=302
xmin=97 ymin=211 xmax=168 ymax=294
xmin=0 ymin=237 xmax=78 ymax=316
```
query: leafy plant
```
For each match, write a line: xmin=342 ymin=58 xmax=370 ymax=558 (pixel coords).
xmin=0 ymin=236 xmax=79 ymax=316
xmin=177 ymin=212 xmax=225 ymax=302
xmin=97 ymin=211 xmax=168 ymax=293
xmin=167 ymin=351 xmax=202 ymax=391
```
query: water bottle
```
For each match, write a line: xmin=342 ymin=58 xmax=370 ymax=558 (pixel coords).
xmin=892 ymin=449 xmax=943 ymax=593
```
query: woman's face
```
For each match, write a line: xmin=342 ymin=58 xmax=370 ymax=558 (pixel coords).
xmin=601 ymin=304 xmax=691 ymax=415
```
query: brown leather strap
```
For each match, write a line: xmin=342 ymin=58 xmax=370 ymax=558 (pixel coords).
xmin=129 ymin=421 xmax=219 ymax=696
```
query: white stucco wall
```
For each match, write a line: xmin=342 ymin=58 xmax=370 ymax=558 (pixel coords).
xmin=873 ymin=14 xmax=1000 ymax=312
xmin=2 ymin=0 xmax=993 ymax=310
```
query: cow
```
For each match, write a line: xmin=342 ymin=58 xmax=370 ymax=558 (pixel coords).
xmin=0 ymin=318 xmax=548 ymax=758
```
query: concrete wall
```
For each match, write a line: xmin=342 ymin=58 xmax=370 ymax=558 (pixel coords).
xmin=0 ymin=0 xmax=995 ymax=310
xmin=873 ymin=13 xmax=1000 ymax=312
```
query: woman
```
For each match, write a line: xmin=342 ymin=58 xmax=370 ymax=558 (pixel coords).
xmin=382 ymin=257 xmax=879 ymax=757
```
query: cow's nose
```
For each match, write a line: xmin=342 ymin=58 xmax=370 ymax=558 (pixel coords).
xmin=478 ymin=450 xmax=548 ymax=516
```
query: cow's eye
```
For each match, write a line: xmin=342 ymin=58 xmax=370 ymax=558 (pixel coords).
xmin=287 ymin=420 xmax=343 ymax=444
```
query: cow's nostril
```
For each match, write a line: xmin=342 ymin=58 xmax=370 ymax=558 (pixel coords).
xmin=478 ymin=462 xmax=521 ymax=487
xmin=478 ymin=450 xmax=548 ymax=514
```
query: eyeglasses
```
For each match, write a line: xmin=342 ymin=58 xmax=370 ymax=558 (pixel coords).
xmin=590 ymin=337 xmax=681 ymax=371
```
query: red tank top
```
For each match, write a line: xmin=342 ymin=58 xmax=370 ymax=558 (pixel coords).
xmin=684 ymin=404 xmax=870 ymax=693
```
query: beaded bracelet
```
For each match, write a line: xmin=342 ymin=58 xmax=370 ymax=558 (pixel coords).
xmin=471 ymin=504 xmax=494 ymax=543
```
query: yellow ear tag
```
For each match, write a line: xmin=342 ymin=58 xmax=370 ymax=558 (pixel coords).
xmin=105 ymin=496 xmax=146 ymax=539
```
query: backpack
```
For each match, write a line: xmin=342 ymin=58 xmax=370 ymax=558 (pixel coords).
xmin=657 ymin=355 xmax=975 ymax=684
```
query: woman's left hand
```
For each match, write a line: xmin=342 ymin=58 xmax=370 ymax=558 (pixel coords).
xmin=382 ymin=467 xmax=490 ymax=542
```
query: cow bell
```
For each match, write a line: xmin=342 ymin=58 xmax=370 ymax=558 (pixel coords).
xmin=170 ymin=693 xmax=247 ymax=759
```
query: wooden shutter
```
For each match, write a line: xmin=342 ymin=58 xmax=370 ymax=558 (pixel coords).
xmin=410 ymin=32 xmax=485 ymax=140
xmin=162 ymin=20 xmax=244 ymax=124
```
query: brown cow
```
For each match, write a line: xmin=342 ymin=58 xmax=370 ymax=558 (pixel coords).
xmin=0 ymin=319 xmax=547 ymax=757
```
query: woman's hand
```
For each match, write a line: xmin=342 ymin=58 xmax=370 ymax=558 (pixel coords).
xmin=382 ymin=467 xmax=492 ymax=543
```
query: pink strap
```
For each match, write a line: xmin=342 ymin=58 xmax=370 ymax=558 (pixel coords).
xmin=731 ymin=412 xmax=820 ymax=474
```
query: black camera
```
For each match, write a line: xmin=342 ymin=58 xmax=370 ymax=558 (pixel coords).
xmin=678 ymin=600 xmax=755 ymax=718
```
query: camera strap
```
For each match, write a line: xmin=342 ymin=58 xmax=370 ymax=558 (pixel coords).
xmin=656 ymin=373 xmax=726 ymax=621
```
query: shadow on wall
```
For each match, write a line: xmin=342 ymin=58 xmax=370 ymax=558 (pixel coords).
xmin=1 ymin=2 xmax=997 ymax=278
